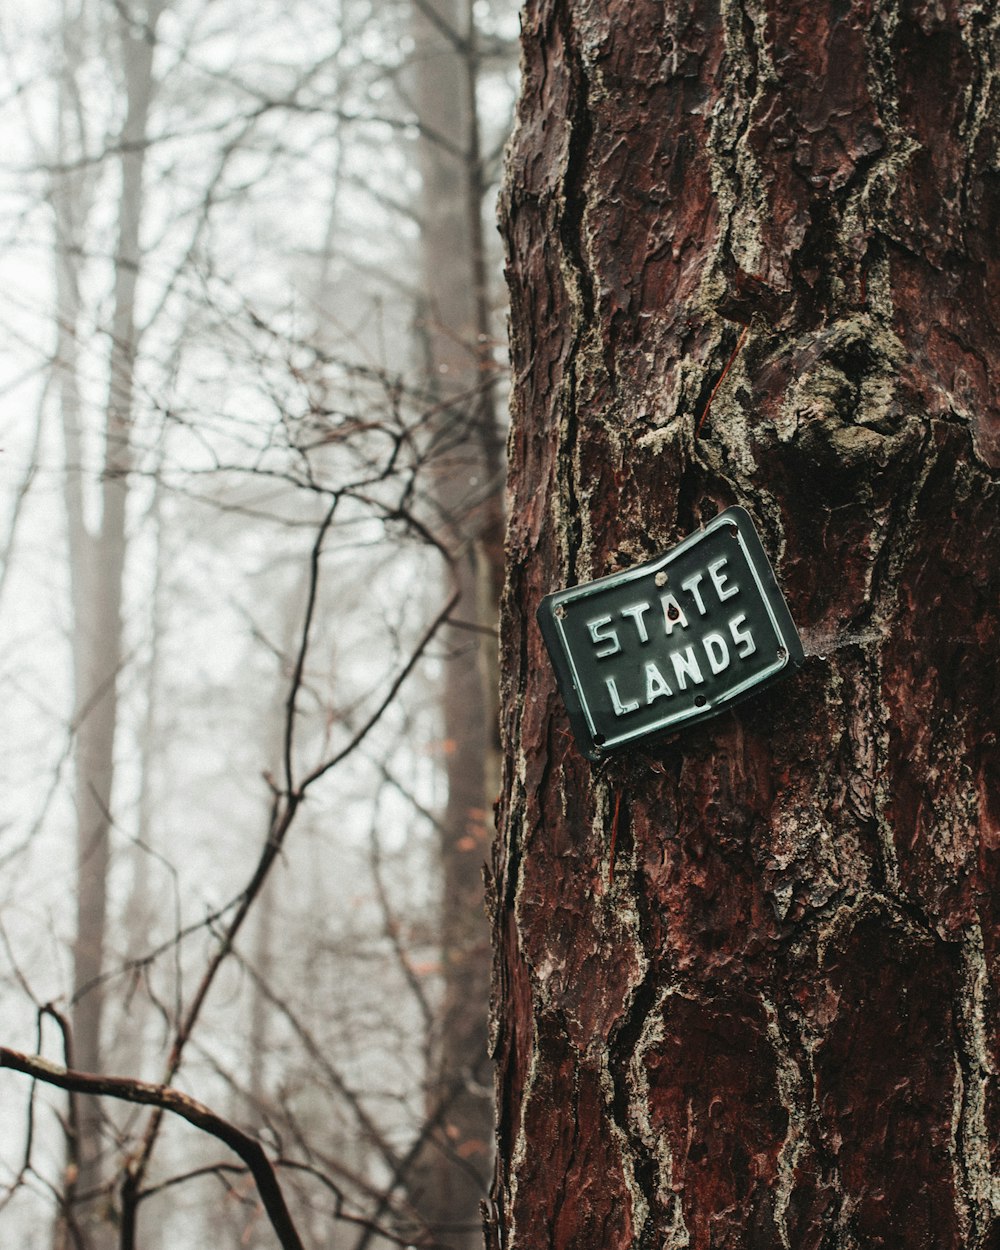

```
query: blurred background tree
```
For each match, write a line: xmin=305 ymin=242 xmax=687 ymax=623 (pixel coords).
xmin=0 ymin=0 xmax=517 ymax=1245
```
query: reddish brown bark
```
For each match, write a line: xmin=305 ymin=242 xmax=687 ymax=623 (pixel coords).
xmin=492 ymin=2 xmax=1000 ymax=1248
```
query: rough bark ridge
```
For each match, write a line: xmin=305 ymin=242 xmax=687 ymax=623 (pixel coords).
xmin=492 ymin=2 xmax=1000 ymax=1248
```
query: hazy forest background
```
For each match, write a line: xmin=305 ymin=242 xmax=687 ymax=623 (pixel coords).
xmin=0 ymin=0 xmax=517 ymax=1246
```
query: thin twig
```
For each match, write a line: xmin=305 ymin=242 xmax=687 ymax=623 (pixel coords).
xmin=284 ymin=495 xmax=339 ymax=794
xmin=696 ymin=323 xmax=749 ymax=436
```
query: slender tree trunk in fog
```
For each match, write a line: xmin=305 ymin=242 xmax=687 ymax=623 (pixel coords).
xmin=247 ymin=571 xmax=312 ymax=1140
xmin=492 ymin=2 xmax=1000 ymax=1248
xmin=408 ymin=0 xmax=504 ymax=1244
xmin=54 ymin=4 xmax=163 ymax=1244
xmin=116 ymin=476 xmax=165 ymax=1088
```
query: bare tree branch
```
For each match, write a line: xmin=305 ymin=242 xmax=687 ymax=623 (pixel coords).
xmin=297 ymin=583 xmax=459 ymax=793
xmin=0 ymin=1046 xmax=305 ymax=1250
xmin=284 ymin=495 xmax=338 ymax=793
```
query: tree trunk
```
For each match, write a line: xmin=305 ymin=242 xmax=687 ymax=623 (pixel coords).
xmin=492 ymin=3 xmax=1000 ymax=1249
xmin=407 ymin=0 xmax=504 ymax=1244
xmin=55 ymin=5 xmax=161 ymax=1244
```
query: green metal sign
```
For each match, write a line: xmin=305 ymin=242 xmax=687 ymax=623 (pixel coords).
xmin=537 ymin=507 xmax=803 ymax=759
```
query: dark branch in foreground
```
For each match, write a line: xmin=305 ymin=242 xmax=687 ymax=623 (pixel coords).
xmin=0 ymin=1047 xmax=305 ymax=1250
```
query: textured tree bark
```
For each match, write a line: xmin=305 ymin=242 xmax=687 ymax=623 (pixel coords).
xmin=492 ymin=3 xmax=1000 ymax=1248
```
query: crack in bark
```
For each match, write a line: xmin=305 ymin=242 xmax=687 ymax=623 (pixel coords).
xmin=950 ymin=924 xmax=1000 ymax=1245
xmin=760 ymin=993 xmax=810 ymax=1250
xmin=606 ymin=955 xmax=663 ymax=1247
xmin=623 ymin=982 xmax=693 ymax=1250
xmin=956 ymin=5 xmax=1000 ymax=241
xmin=551 ymin=8 xmax=597 ymax=588
xmin=602 ymin=770 xmax=687 ymax=1249
xmin=710 ymin=0 xmax=771 ymax=282
xmin=548 ymin=1065 xmax=582 ymax=1246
